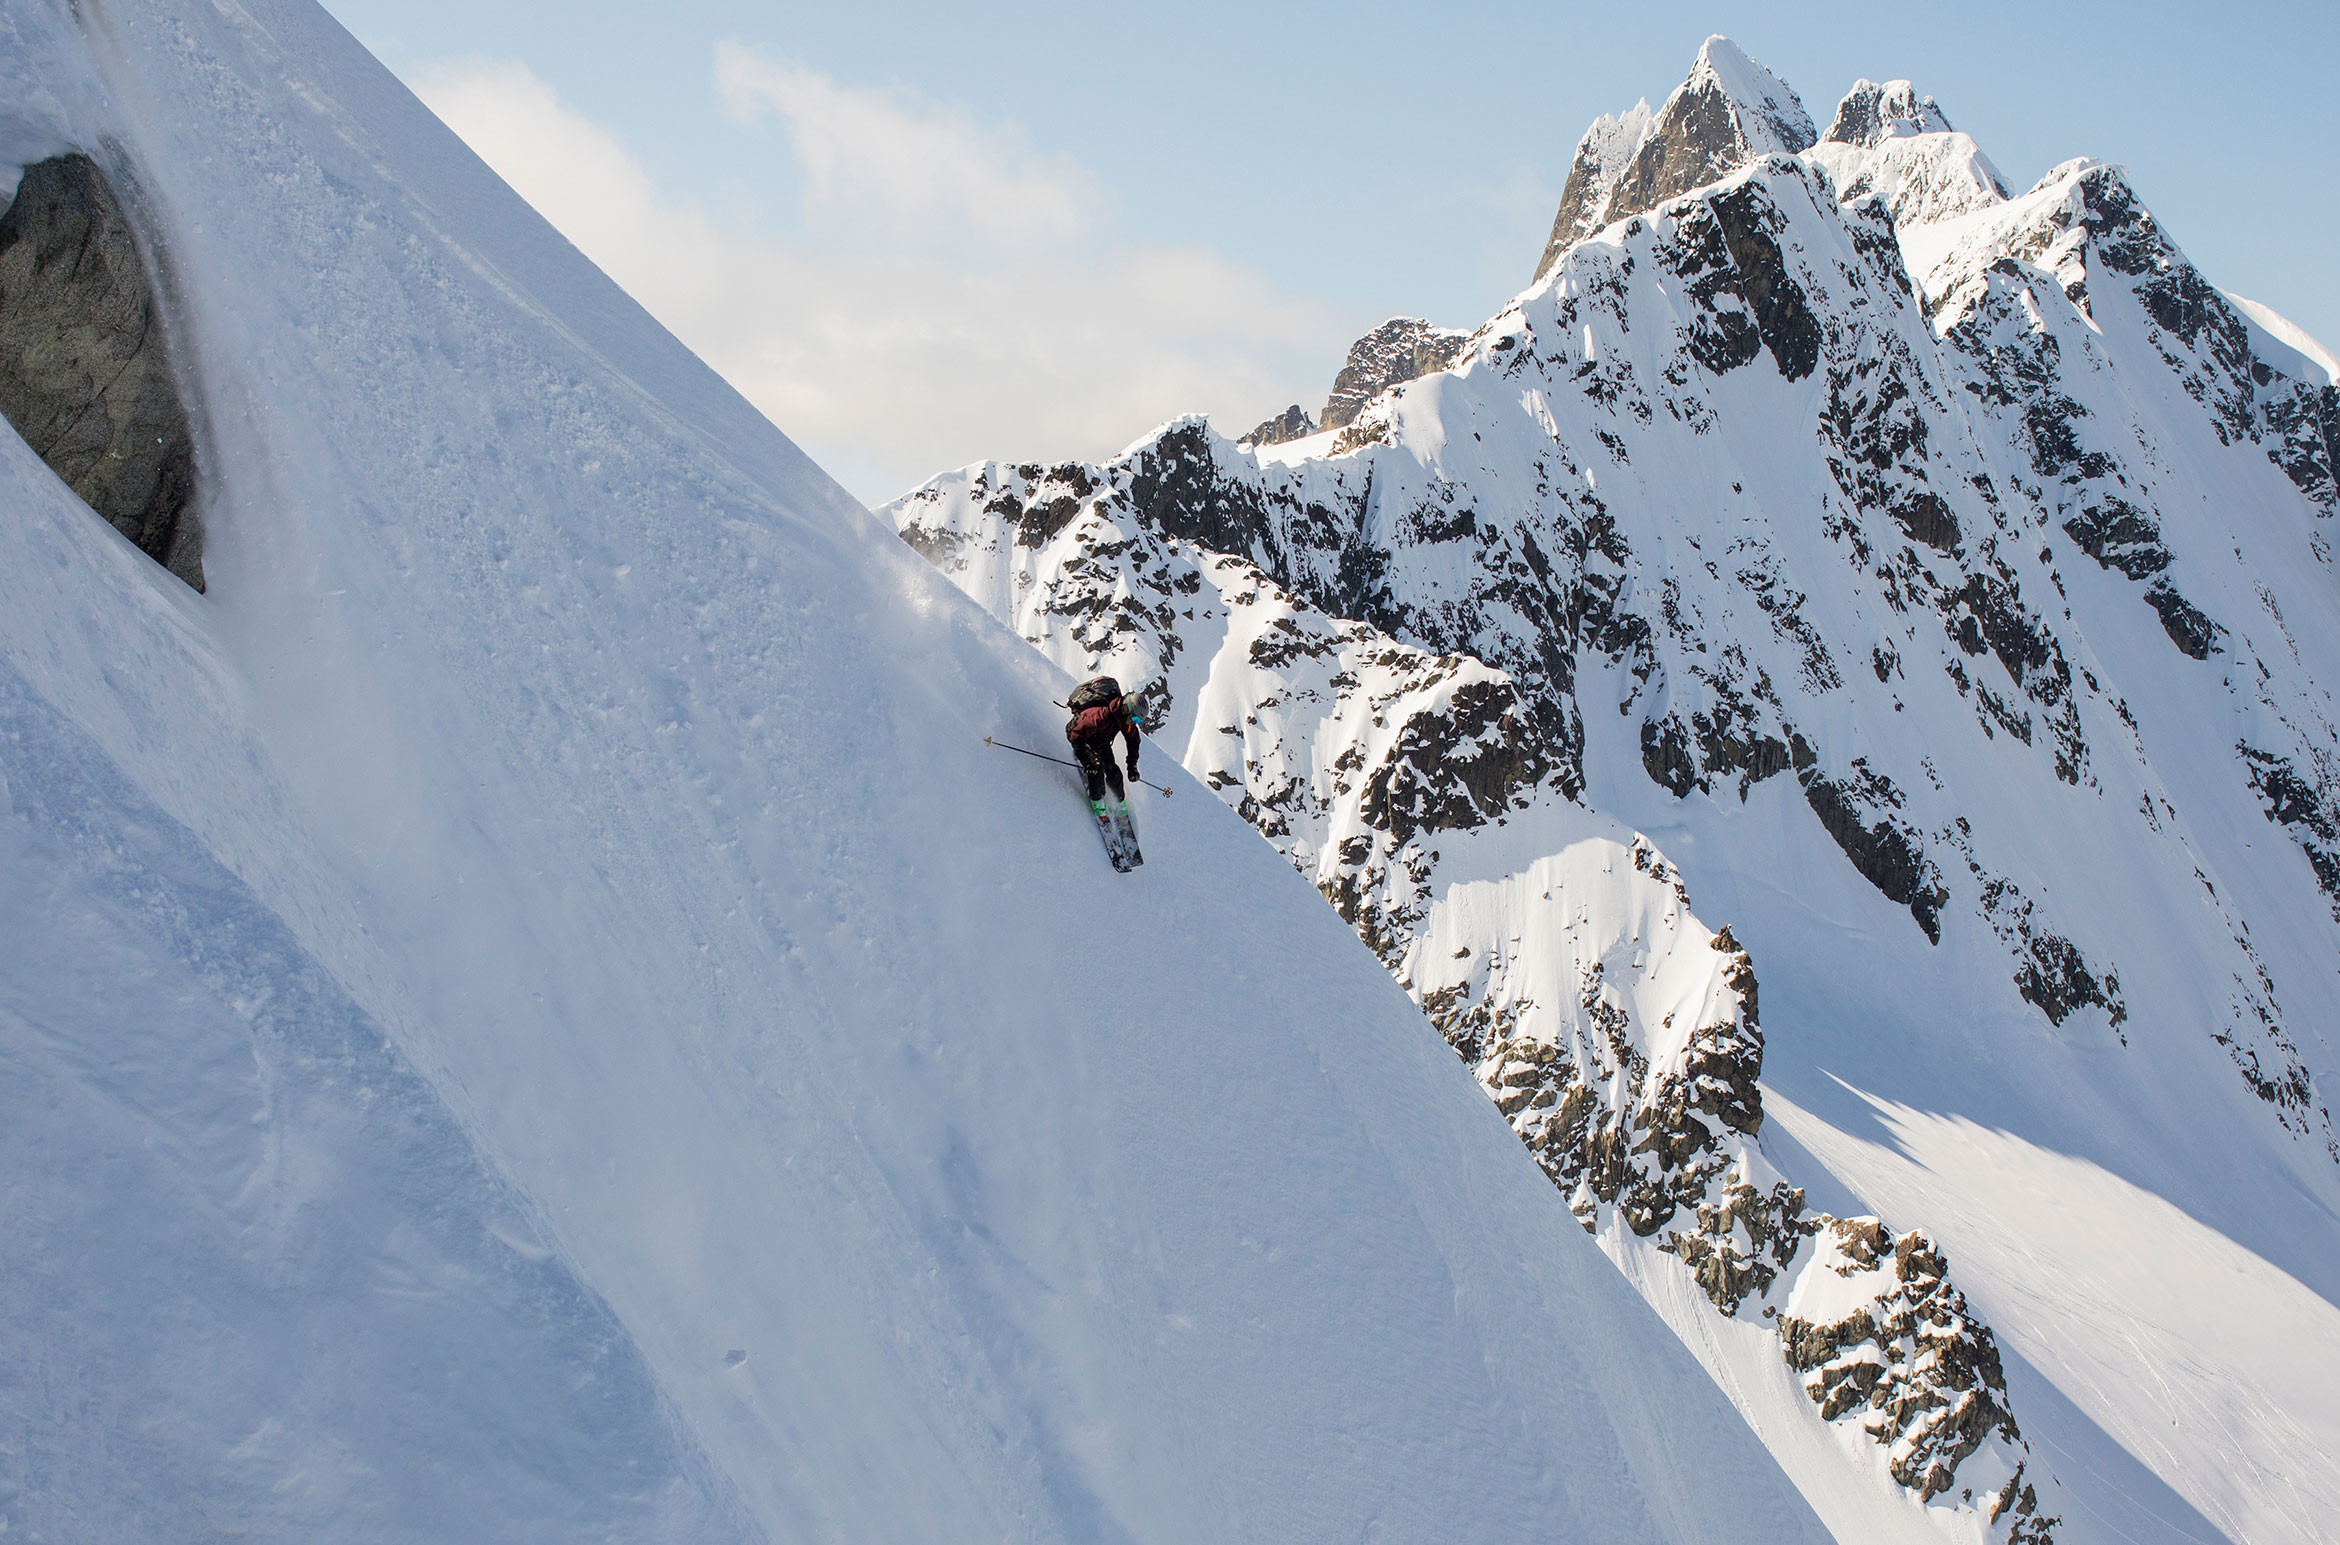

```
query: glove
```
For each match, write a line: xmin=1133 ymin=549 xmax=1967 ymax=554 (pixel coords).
xmin=1125 ymin=759 xmax=1140 ymax=784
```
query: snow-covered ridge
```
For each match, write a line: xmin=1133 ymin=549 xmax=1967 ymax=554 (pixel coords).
xmin=2225 ymin=292 xmax=2340 ymax=387
xmin=1805 ymin=80 xmax=2009 ymax=235
xmin=894 ymin=35 xmax=2340 ymax=1545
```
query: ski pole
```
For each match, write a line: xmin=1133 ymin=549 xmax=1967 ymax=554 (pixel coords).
xmin=984 ymin=736 xmax=1174 ymax=797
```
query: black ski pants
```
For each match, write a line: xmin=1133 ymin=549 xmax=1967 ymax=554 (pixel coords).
xmin=1071 ymin=736 xmax=1126 ymax=802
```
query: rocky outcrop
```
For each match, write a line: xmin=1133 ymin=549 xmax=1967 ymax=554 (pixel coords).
xmin=1318 ymin=317 xmax=1468 ymax=431
xmin=1239 ymin=402 xmax=1314 ymax=447
xmin=1779 ymin=1221 xmax=2053 ymax=1537
xmin=0 ymin=153 xmax=201 ymax=589
xmin=1821 ymin=79 xmax=1952 ymax=147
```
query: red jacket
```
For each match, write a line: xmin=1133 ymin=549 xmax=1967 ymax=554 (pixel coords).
xmin=1066 ymin=697 xmax=1140 ymax=758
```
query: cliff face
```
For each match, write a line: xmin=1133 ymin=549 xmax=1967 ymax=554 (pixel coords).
xmin=895 ymin=41 xmax=2340 ymax=1545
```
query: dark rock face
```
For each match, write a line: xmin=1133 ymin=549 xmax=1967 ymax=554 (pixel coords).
xmin=1703 ymin=183 xmax=1822 ymax=382
xmin=1611 ymin=81 xmax=1784 ymax=243
xmin=1801 ymin=767 xmax=1950 ymax=941
xmin=1821 ymin=79 xmax=1952 ymax=147
xmin=1533 ymin=40 xmax=1815 ymax=283
xmin=1240 ymin=403 xmax=1314 ymax=447
xmin=0 ymin=154 xmax=201 ymax=589
xmin=1319 ymin=317 xmax=1468 ymax=431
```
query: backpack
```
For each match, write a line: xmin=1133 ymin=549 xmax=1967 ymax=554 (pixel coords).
xmin=1066 ymin=675 xmax=1121 ymax=712
xmin=1067 ymin=704 xmax=1123 ymax=745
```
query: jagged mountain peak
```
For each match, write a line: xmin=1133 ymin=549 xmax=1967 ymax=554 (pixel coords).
xmin=1805 ymin=80 xmax=2009 ymax=230
xmin=1534 ymin=35 xmax=1814 ymax=281
xmin=1822 ymin=77 xmax=1954 ymax=146
xmin=1684 ymin=35 xmax=1817 ymax=153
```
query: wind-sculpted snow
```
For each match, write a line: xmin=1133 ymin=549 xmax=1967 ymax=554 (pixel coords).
xmin=896 ymin=41 xmax=2340 ymax=1545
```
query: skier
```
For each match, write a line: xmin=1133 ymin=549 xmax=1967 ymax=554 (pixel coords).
xmin=1064 ymin=675 xmax=1142 ymax=804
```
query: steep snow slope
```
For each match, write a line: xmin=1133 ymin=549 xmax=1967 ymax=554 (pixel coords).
xmin=0 ymin=3 xmax=1837 ymax=1541
xmin=2223 ymin=294 xmax=2338 ymax=387
xmin=891 ymin=38 xmax=2340 ymax=1545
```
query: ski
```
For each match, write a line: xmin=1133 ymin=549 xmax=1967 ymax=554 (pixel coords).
xmin=1090 ymin=798 xmax=1137 ymax=872
xmin=1110 ymin=796 xmax=1143 ymax=869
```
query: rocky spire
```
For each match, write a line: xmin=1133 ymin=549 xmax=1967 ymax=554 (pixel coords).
xmin=1239 ymin=402 xmax=1315 ymax=448
xmin=1822 ymin=78 xmax=1954 ymax=146
xmin=1534 ymin=36 xmax=1815 ymax=282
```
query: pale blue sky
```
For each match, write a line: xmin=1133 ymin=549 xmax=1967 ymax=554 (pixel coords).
xmin=322 ymin=0 xmax=2339 ymax=501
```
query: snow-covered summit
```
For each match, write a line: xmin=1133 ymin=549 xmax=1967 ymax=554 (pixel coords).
xmin=1534 ymin=35 xmax=1814 ymax=280
xmin=1805 ymin=77 xmax=2009 ymax=231
xmin=1686 ymin=35 xmax=1817 ymax=156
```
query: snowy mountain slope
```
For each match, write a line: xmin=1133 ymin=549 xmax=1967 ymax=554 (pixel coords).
xmin=890 ymin=38 xmax=2340 ymax=1545
xmin=2223 ymin=293 xmax=2338 ymax=388
xmin=0 ymin=3 xmax=1840 ymax=1540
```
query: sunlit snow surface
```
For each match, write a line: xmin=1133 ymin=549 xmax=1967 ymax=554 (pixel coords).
xmin=0 ymin=2 xmax=1835 ymax=1540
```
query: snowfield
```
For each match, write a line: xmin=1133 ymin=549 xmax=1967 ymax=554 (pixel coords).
xmin=0 ymin=2 xmax=1834 ymax=1541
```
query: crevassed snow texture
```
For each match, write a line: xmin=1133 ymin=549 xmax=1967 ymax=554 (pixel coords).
xmin=0 ymin=2 xmax=1831 ymax=1541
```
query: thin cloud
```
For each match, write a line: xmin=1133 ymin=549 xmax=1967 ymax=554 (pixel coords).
xmin=714 ymin=44 xmax=1095 ymax=253
xmin=411 ymin=57 xmax=1336 ymax=503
